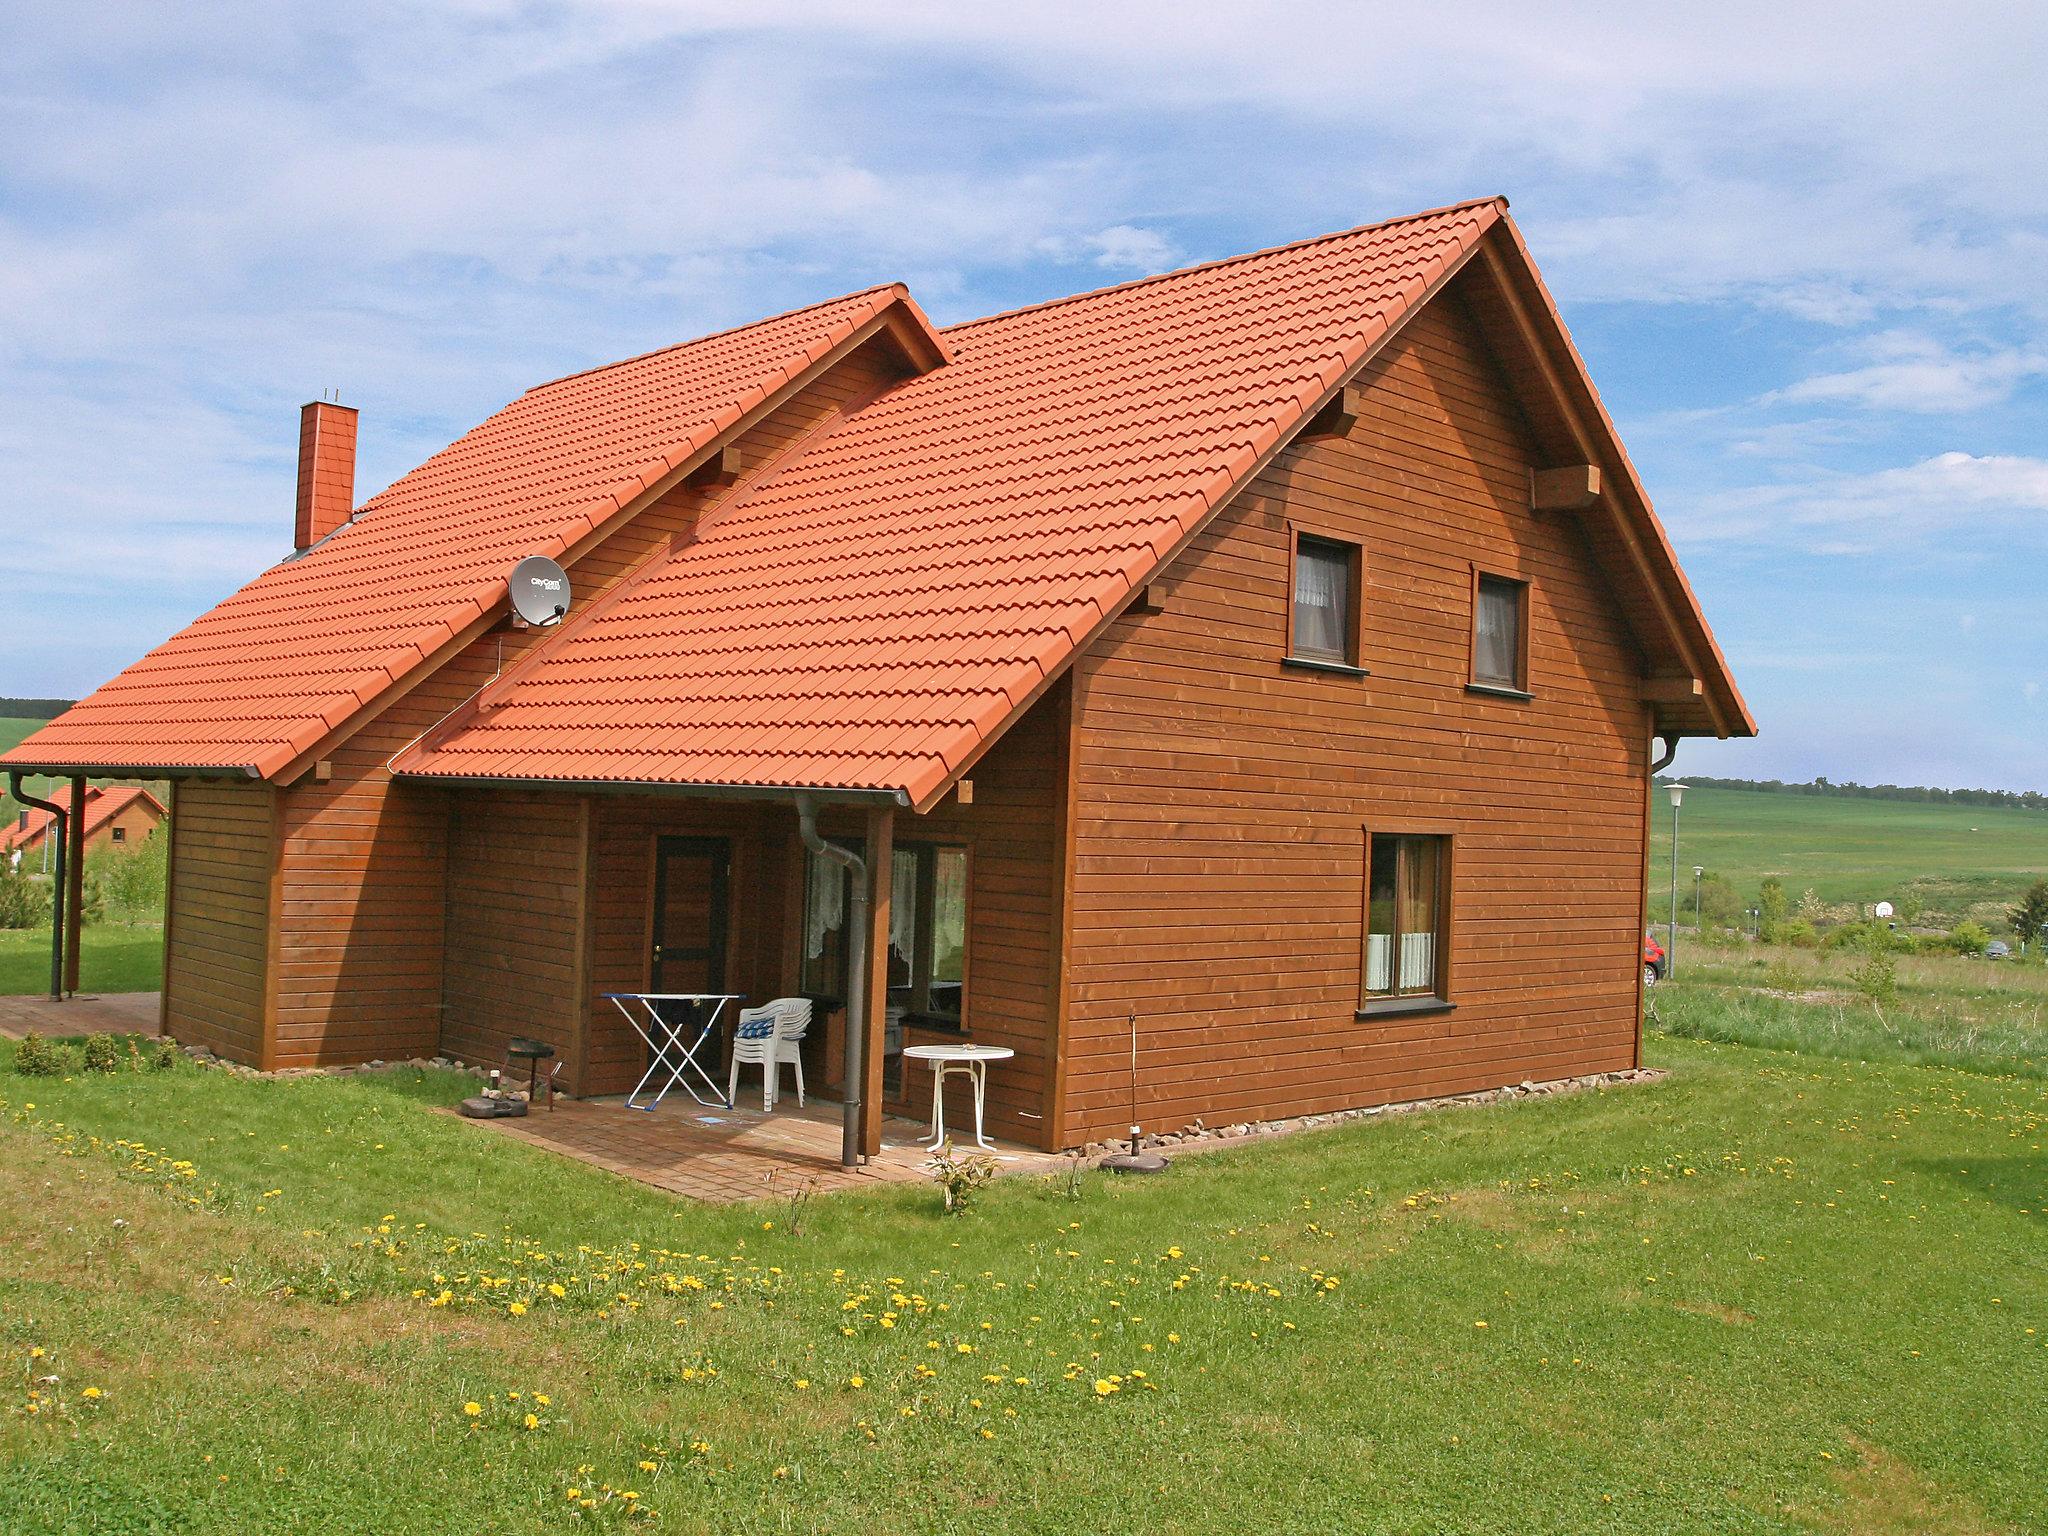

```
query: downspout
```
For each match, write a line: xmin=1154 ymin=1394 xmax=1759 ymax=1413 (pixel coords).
xmin=8 ymin=774 xmax=66 ymax=1002
xmin=1649 ymin=732 xmax=1679 ymax=776
xmin=796 ymin=793 xmax=868 ymax=1170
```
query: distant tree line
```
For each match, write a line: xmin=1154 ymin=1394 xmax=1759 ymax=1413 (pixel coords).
xmin=1657 ymin=774 xmax=2046 ymax=812
xmin=0 ymin=698 xmax=74 ymax=719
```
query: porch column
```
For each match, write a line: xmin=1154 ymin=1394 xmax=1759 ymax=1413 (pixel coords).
xmin=859 ymin=804 xmax=895 ymax=1158
xmin=64 ymin=776 xmax=86 ymax=996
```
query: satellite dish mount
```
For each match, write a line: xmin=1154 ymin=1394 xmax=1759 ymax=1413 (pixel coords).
xmin=508 ymin=556 xmax=572 ymax=628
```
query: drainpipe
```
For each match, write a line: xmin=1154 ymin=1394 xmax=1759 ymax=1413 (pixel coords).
xmin=796 ymin=793 xmax=868 ymax=1170
xmin=1649 ymin=733 xmax=1679 ymax=775
xmin=8 ymin=774 xmax=66 ymax=1002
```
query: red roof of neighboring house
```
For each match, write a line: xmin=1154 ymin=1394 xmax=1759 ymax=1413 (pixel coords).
xmin=5 ymin=199 xmax=1752 ymax=809
xmin=2 ymin=784 xmax=166 ymax=853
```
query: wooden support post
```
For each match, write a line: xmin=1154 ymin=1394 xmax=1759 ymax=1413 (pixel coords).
xmin=1639 ymin=675 xmax=1704 ymax=704
xmin=859 ymin=804 xmax=895 ymax=1159
xmin=64 ymin=776 xmax=86 ymax=996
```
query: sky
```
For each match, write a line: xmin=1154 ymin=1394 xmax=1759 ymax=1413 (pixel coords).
xmin=2 ymin=2 xmax=2044 ymax=790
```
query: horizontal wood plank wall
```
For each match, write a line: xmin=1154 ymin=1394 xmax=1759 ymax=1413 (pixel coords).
xmin=162 ymin=780 xmax=274 ymax=1063
xmin=891 ymin=680 xmax=1065 ymax=1147
xmin=255 ymin=343 xmax=904 ymax=1072
xmin=1059 ymin=284 xmax=1650 ymax=1146
xmin=440 ymin=788 xmax=587 ymax=1080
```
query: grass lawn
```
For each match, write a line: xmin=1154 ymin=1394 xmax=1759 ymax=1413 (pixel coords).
xmin=1653 ymin=940 xmax=2048 ymax=1081
xmin=1 ymin=1026 xmax=2042 ymax=1533
xmin=0 ymin=923 xmax=163 ymax=996
xmin=1649 ymin=783 xmax=2048 ymax=923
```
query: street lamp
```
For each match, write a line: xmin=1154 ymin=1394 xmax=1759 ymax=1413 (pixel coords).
xmin=1693 ymin=865 xmax=1704 ymax=932
xmin=1666 ymin=783 xmax=1687 ymax=979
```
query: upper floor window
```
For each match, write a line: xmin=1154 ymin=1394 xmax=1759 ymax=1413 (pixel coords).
xmin=1289 ymin=531 xmax=1363 ymax=669
xmin=1471 ymin=572 xmax=1529 ymax=695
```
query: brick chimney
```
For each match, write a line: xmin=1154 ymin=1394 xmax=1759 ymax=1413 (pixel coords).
xmin=294 ymin=400 xmax=358 ymax=552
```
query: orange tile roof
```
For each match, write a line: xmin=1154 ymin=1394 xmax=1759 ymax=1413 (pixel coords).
xmin=3 ymin=784 xmax=166 ymax=853
xmin=3 ymin=284 xmax=934 ymax=778
xmin=8 ymin=196 xmax=1748 ymax=808
xmin=393 ymin=200 xmax=1508 ymax=807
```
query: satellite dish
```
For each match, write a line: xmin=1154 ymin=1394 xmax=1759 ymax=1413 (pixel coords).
xmin=508 ymin=556 xmax=571 ymax=626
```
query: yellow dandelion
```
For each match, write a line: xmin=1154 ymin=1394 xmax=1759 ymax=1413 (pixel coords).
xmin=523 ymin=1413 xmax=539 ymax=1431
xmin=508 ymin=1301 xmax=527 ymax=1316
xmin=463 ymin=1402 xmax=482 ymax=1417
xmin=80 ymin=1386 xmax=102 ymax=1399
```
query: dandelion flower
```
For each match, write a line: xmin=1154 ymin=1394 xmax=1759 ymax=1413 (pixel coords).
xmin=523 ymin=1413 xmax=539 ymax=1431
xmin=463 ymin=1402 xmax=482 ymax=1417
xmin=508 ymin=1302 xmax=527 ymax=1316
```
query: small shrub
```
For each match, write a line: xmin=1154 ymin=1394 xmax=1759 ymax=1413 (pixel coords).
xmin=927 ymin=1142 xmax=999 ymax=1215
xmin=1849 ymin=946 xmax=1898 ymax=1007
xmin=80 ymin=1033 xmax=124 ymax=1073
xmin=0 ymin=865 xmax=50 ymax=929
xmin=13 ymin=1032 xmax=77 ymax=1077
xmin=1941 ymin=920 xmax=1991 ymax=958
xmin=1780 ymin=920 xmax=1819 ymax=949
xmin=149 ymin=1037 xmax=180 ymax=1071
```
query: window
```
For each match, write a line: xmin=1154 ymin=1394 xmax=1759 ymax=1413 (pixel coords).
xmin=800 ymin=840 xmax=968 ymax=1025
xmin=111 ymin=826 xmax=127 ymax=843
xmin=890 ymin=842 xmax=968 ymax=1024
xmin=1289 ymin=531 xmax=1362 ymax=668
xmin=1361 ymin=833 xmax=1449 ymax=1008
xmin=1471 ymin=572 xmax=1528 ymax=693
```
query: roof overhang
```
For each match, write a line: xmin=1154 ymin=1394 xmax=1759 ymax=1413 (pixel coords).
xmin=388 ymin=771 xmax=909 ymax=807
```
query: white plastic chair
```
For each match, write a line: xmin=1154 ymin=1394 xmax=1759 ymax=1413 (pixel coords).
xmin=726 ymin=998 xmax=812 ymax=1110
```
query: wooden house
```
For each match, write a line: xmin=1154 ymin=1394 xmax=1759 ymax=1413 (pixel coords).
xmin=2 ymin=198 xmax=1752 ymax=1156
xmin=3 ymin=783 xmax=166 ymax=864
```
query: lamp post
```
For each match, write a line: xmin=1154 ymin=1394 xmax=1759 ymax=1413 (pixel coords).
xmin=1693 ymin=865 xmax=1704 ymax=932
xmin=1666 ymin=783 xmax=1687 ymax=979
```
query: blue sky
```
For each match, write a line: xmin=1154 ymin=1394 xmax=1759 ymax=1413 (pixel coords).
xmin=3 ymin=3 xmax=2044 ymax=789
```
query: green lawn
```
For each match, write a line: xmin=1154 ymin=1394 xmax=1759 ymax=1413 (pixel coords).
xmin=1650 ymin=782 xmax=2048 ymax=924
xmin=0 ymin=924 xmax=163 ymax=996
xmin=1 ymin=1021 xmax=2041 ymax=1533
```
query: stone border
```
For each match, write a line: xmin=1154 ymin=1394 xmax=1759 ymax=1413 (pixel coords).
xmin=179 ymin=1043 xmax=495 ymax=1085
xmin=1080 ymin=1067 xmax=1670 ymax=1162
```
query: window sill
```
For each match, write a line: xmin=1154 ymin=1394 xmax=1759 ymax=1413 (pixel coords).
xmin=1465 ymin=682 xmax=1534 ymax=702
xmin=1356 ymin=998 xmax=1456 ymax=1020
xmin=1283 ymin=655 xmax=1371 ymax=679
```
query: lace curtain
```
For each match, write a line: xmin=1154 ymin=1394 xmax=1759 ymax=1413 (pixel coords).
xmin=1292 ymin=541 xmax=1348 ymax=659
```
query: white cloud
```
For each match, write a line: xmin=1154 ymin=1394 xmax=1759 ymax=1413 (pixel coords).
xmin=1771 ymin=334 xmax=2048 ymax=413
xmin=1684 ymin=451 xmax=2048 ymax=550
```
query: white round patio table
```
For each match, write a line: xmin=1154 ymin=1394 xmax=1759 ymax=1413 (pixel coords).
xmin=903 ymin=1043 xmax=1015 ymax=1150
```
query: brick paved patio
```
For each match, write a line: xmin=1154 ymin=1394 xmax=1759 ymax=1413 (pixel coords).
xmin=0 ymin=991 xmax=160 ymax=1039
xmin=460 ymin=1094 xmax=1064 ymax=1203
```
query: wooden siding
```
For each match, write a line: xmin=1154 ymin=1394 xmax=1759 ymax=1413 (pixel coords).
xmin=1058 ymin=283 xmax=1652 ymax=1146
xmin=225 ymin=341 xmax=906 ymax=1071
xmin=162 ymin=780 xmax=274 ymax=1062
xmin=440 ymin=790 xmax=588 ymax=1079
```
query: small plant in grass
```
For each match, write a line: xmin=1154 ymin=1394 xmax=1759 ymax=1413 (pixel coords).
xmin=12 ymin=1032 xmax=77 ymax=1077
xmin=926 ymin=1142 xmax=999 ymax=1214
xmin=80 ymin=1034 xmax=123 ymax=1074
xmin=1849 ymin=944 xmax=1898 ymax=1007
xmin=149 ymin=1037 xmax=179 ymax=1071
xmin=0 ymin=864 xmax=50 ymax=929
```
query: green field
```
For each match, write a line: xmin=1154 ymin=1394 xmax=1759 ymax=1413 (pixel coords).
xmin=1650 ymin=783 xmax=2048 ymax=927
xmin=2 ymin=1010 xmax=2042 ymax=1534
xmin=0 ymin=925 xmax=164 ymax=996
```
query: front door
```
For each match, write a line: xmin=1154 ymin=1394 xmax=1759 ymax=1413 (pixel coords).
xmin=650 ymin=836 xmax=732 ymax=996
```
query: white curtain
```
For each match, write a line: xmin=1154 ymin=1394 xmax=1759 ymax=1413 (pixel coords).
xmin=1293 ymin=542 xmax=1348 ymax=659
xmin=804 ymin=850 xmax=842 ymax=961
xmin=1364 ymin=933 xmax=1392 ymax=993
xmin=1475 ymin=578 xmax=1520 ymax=686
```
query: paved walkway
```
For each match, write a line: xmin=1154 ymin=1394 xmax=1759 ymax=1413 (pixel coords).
xmin=461 ymin=1094 xmax=1064 ymax=1203
xmin=0 ymin=991 xmax=160 ymax=1039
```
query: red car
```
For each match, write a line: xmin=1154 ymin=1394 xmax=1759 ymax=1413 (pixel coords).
xmin=1643 ymin=931 xmax=1668 ymax=985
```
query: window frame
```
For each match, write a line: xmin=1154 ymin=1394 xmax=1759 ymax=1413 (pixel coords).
xmin=889 ymin=840 xmax=971 ymax=1027
xmin=1467 ymin=565 xmax=1532 ymax=699
xmin=1357 ymin=825 xmax=1455 ymax=1018
xmin=1283 ymin=524 xmax=1368 ymax=676
xmin=799 ymin=837 xmax=972 ymax=1030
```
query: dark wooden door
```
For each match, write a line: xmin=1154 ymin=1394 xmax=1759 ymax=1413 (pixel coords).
xmin=650 ymin=836 xmax=731 ymax=995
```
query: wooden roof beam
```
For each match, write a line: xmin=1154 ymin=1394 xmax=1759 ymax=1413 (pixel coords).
xmin=1639 ymin=674 xmax=1703 ymax=705
xmin=1530 ymin=463 xmax=1601 ymax=512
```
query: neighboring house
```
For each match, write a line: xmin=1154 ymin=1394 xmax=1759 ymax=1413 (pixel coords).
xmin=2 ymin=198 xmax=1753 ymax=1152
xmin=2 ymin=784 xmax=166 ymax=866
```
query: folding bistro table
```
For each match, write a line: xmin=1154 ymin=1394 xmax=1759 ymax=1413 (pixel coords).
xmin=605 ymin=992 xmax=743 ymax=1112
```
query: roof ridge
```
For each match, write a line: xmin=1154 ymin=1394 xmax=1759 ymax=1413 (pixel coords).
xmin=943 ymin=196 xmax=1507 ymax=335
xmin=523 ymin=282 xmax=909 ymax=394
